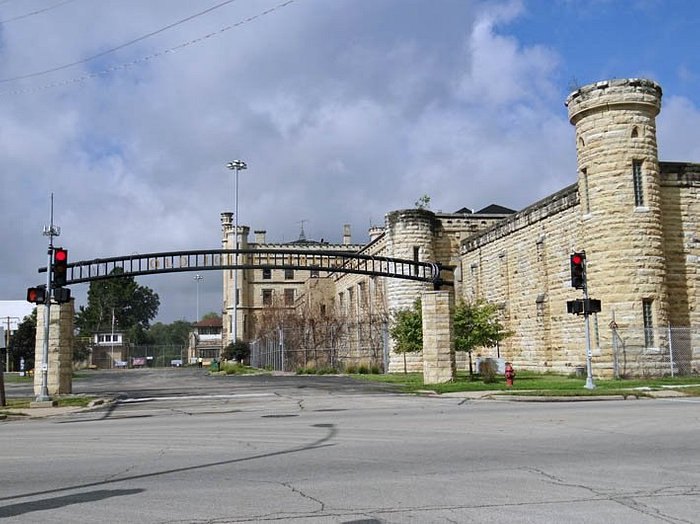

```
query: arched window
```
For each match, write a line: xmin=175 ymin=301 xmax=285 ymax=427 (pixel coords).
xmin=631 ymin=126 xmax=639 ymax=138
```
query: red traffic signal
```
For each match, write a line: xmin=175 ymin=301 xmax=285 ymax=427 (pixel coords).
xmin=570 ymin=251 xmax=586 ymax=290
xmin=27 ymin=287 xmax=47 ymax=304
xmin=53 ymin=247 xmax=68 ymax=287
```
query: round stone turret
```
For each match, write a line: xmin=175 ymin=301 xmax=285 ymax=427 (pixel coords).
xmin=565 ymin=78 xmax=668 ymax=331
xmin=385 ymin=208 xmax=437 ymax=312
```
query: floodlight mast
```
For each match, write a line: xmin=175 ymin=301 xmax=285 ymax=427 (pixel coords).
xmin=226 ymin=160 xmax=247 ymax=349
xmin=37 ymin=194 xmax=60 ymax=402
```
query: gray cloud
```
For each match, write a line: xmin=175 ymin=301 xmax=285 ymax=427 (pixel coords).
xmin=1 ymin=0 xmax=697 ymax=322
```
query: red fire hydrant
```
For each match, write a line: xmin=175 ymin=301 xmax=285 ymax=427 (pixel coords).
xmin=505 ymin=362 xmax=515 ymax=387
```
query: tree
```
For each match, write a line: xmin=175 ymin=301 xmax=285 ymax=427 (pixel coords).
xmin=414 ymin=194 xmax=431 ymax=210
xmin=147 ymin=320 xmax=192 ymax=346
xmin=453 ymin=300 xmax=510 ymax=377
xmin=389 ymin=299 xmax=422 ymax=374
xmin=75 ymin=268 xmax=160 ymax=337
xmin=8 ymin=310 xmax=37 ymax=371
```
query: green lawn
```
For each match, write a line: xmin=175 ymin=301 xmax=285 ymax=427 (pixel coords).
xmin=352 ymin=371 xmax=700 ymax=396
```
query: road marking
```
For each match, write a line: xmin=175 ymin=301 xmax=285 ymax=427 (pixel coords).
xmin=119 ymin=393 xmax=276 ymax=403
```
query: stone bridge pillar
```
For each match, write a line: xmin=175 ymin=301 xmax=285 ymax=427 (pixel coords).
xmin=34 ymin=300 xmax=74 ymax=396
xmin=422 ymin=290 xmax=456 ymax=384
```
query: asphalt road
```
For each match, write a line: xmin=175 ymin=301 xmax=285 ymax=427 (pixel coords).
xmin=2 ymin=369 xmax=700 ymax=523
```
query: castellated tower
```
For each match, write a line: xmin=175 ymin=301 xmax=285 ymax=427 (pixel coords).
xmin=566 ymin=79 xmax=668 ymax=335
xmin=385 ymin=209 xmax=437 ymax=311
xmin=385 ymin=209 xmax=438 ymax=372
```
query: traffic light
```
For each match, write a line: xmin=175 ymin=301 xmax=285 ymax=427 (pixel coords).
xmin=27 ymin=286 xmax=47 ymax=304
xmin=53 ymin=247 xmax=68 ymax=287
xmin=54 ymin=287 xmax=72 ymax=304
xmin=570 ymin=251 xmax=586 ymax=289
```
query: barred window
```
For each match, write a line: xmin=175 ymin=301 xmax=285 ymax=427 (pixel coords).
xmin=643 ymin=299 xmax=654 ymax=348
xmin=633 ymin=160 xmax=644 ymax=207
xmin=262 ymin=289 xmax=273 ymax=306
xmin=581 ymin=168 xmax=590 ymax=214
xmin=284 ymin=288 xmax=295 ymax=306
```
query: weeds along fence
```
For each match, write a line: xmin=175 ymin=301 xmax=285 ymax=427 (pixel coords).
xmin=611 ymin=326 xmax=700 ymax=378
xmin=250 ymin=322 xmax=389 ymax=373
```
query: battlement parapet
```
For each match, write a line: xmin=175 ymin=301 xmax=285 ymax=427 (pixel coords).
xmin=566 ymin=78 xmax=662 ymax=124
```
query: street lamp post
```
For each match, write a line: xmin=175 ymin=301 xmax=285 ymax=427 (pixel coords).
xmin=194 ymin=274 xmax=203 ymax=322
xmin=226 ymin=160 xmax=247 ymax=347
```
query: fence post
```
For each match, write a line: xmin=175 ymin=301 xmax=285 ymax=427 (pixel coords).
xmin=668 ymin=325 xmax=675 ymax=378
xmin=279 ymin=328 xmax=285 ymax=372
xmin=382 ymin=322 xmax=389 ymax=373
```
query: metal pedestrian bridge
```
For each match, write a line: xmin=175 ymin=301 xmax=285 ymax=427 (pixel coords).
xmin=38 ymin=248 xmax=452 ymax=288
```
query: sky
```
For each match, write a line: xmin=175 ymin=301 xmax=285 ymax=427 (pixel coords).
xmin=1 ymin=0 xmax=699 ymax=324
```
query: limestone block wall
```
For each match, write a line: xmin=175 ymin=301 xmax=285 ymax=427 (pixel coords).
xmin=460 ymin=187 xmax=586 ymax=373
xmin=659 ymin=162 xmax=700 ymax=330
xmin=34 ymin=301 xmax=73 ymax=396
xmin=422 ymin=291 xmax=456 ymax=384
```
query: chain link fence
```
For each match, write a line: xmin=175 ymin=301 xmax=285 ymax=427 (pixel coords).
xmin=90 ymin=345 xmax=187 ymax=369
xmin=611 ymin=326 xmax=700 ymax=378
xmin=251 ymin=322 xmax=389 ymax=373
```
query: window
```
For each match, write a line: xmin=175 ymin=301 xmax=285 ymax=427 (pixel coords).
xmin=413 ymin=246 xmax=420 ymax=276
xmin=262 ymin=268 xmax=271 ymax=280
xmin=348 ymin=288 xmax=355 ymax=316
xmin=358 ymin=281 xmax=367 ymax=306
xmin=235 ymin=288 xmax=239 ymax=306
xmin=284 ymin=269 xmax=294 ymax=280
xmin=581 ymin=168 xmax=590 ymax=214
xmin=262 ymin=289 xmax=273 ymax=306
xmin=643 ymin=299 xmax=654 ymax=348
xmin=310 ymin=269 xmax=319 ymax=278
xmin=633 ymin=160 xmax=644 ymax=207
xmin=284 ymin=288 xmax=295 ymax=306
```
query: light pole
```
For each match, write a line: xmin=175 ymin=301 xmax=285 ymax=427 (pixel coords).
xmin=194 ymin=274 xmax=203 ymax=322
xmin=226 ymin=160 xmax=247 ymax=346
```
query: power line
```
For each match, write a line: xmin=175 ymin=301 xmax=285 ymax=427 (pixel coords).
xmin=0 ymin=0 xmax=241 ymax=83
xmin=0 ymin=0 xmax=295 ymax=97
xmin=0 ymin=0 xmax=79 ymax=24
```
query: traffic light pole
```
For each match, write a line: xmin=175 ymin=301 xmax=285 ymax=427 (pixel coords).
xmin=583 ymin=283 xmax=595 ymax=390
xmin=37 ymin=244 xmax=52 ymax=401
xmin=36 ymin=195 xmax=59 ymax=403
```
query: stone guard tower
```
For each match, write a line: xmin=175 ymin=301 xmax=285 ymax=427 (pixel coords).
xmin=566 ymin=79 xmax=668 ymax=350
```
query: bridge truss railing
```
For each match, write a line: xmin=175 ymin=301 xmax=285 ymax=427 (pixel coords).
xmin=39 ymin=248 xmax=451 ymax=286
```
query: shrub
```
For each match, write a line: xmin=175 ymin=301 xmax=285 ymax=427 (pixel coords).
xmin=345 ymin=363 xmax=358 ymax=374
xmin=222 ymin=340 xmax=250 ymax=362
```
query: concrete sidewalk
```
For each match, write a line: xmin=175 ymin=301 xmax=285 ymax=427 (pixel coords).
xmin=0 ymin=398 xmax=113 ymax=420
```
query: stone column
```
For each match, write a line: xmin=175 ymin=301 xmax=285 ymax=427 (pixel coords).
xmin=34 ymin=300 xmax=74 ymax=396
xmin=422 ymin=290 xmax=456 ymax=384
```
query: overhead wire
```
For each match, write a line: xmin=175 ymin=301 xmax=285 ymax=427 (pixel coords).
xmin=0 ymin=0 xmax=295 ymax=97
xmin=0 ymin=0 xmax=241 ymax=83
xmin=0 ymin=0 xmax=79 ymax=24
